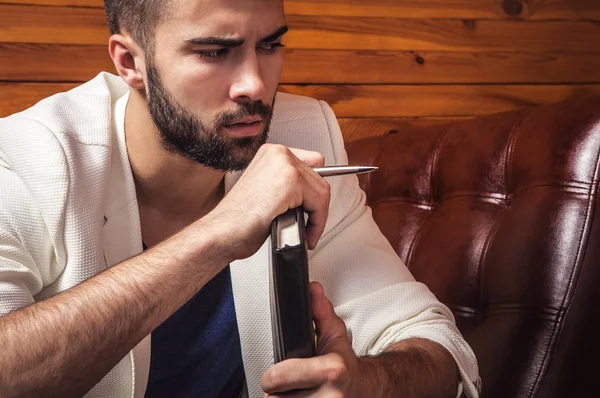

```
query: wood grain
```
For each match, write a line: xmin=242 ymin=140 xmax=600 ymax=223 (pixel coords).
xmin=0 ymin=43 xmax=115 ymax=82
xmin=2 ymin=0 xmax=599 ymax=20
xmin=338 ymin=117 xmax=472 ymax=142
xmin=0 ymin=0 xmax=99 ymax=6
xmin=0 ymin=5 xmax=109 ymax=45
xmin=3 ymin=82 xmax=600 ymax=119
xmin=2 ymin=5 xmax=599 ymax=53
xmin=0 ymin=82 xmax=77 ymax=116
xmin=284 ymin=0 xmax=600 ymax=19
xmin=283 ymin=16 xmax=600 ymax=52
xmin=279 ymin=84 xmax=600 ymax=117
xmin=3 ymin=44 xmax=599 ymax=84
xmin=281 ymin=50 xmax=600 ymax=84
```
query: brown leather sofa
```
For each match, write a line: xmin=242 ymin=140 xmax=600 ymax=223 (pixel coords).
xmin=345 ymin=96 xmax=600 ymax=398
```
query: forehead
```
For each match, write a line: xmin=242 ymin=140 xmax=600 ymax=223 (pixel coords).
xmin=161 ymin=0 xmax=285 ymax=39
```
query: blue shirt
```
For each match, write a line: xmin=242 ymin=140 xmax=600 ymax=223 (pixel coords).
xmin=144 ymin=264 xmax=245 ymax=398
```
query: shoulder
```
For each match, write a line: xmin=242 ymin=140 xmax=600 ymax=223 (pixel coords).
xmin=0 ymin=72 xmax=128 ymax=148
xmin=271 ymin=92 xmax=329 ymax=122
xmin=0 ymin=72 xmax=124 ymax=194
xmin=268 ymin=92 xmax=345 ymax=165
xmin=0 ymin=73 xmax=120 ymax=242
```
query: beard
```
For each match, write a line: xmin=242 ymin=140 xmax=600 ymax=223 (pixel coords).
xmin=145 ymin=58 xmax=274 ymax=172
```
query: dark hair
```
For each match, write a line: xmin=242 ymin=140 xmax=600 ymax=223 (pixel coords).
xmin=103 ymin=0 xmax=167 ymax=49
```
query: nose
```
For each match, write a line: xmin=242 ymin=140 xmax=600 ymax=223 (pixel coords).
xmin=229 ymin=50 xmax=267 ymax=103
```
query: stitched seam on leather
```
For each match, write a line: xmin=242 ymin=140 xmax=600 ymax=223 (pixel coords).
xmin=448 ymin=306 xmax=478 ymax=317
xmin=512 ymin=182 xmax=591 ymax=195
xmin=403 ymin=128 xmax=451 ymax=269
xmin=504 ymin=112 xmax=549 ymax=398
xmin=442 ymin=184 xmax=591 ymax=200
xmin=476 ymin=200 xmax=508 ymax=326
xmin=485 ymin=306 xmax=561 ymax=317
xmin=403 ymin=210 xmax=434 ymax=271
xmin=429 ymin=127 xmax=451 ymax=205
xmin=532 ymin=180 xmax=600 ymax=395
xmin=371 ymin=183 xmax=592 ymax=207
xmin=504 ymin=116 xmax=524 ymax=198
xmin=369 ymin=197 xmax=433 ymax=209
xmin=528 ymin=127 xmax=600 ymax=398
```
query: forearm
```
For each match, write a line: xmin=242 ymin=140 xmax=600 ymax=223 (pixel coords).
xmin=356 ymin=337 xmax=459 ymax=398
xmin=0 ymin=221 xmax=227 ymax=397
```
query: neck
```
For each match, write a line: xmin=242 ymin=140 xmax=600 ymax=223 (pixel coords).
xmin=124 ymin=89 xmax=226 ymax=222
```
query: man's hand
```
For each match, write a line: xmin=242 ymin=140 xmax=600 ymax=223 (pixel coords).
xmin=0 ymin=144 xmax=331 ymax=397
xmin=262 ymin=282 xmax=365 ymax=398
xmin=261 ymin=282 xmax=460 ymax=398
xmin=199 ymin=144 xmax=331 ymax=262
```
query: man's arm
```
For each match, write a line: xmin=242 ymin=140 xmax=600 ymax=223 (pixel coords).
xmin=0 ymin=144 xmax=331 ymax=397
xmin=357 ymin=338 xmax=459 ymax=398
xmin=262 ymin=282 xmax=463 ymax=398
xmin=0 ymin=226 xmax=224 ymax=398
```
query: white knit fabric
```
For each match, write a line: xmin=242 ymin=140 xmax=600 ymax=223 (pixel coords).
xmin=0 ymin=72 xmax=480 ymax=397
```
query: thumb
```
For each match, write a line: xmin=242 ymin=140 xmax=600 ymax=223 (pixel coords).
xmin=309 ymin=282 xmax=350 ymax=355
xmin=287 ymin=148 xmax=326 ymax=168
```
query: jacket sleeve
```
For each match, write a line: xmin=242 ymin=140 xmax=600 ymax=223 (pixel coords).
xmin=308 ymin=101 xmax=482 ymax=398
xmin=0 ymin=164 xmax=49 ymax=317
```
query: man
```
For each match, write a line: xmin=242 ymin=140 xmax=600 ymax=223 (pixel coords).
xmin=0 ymin=0 xmax=480 ymax=397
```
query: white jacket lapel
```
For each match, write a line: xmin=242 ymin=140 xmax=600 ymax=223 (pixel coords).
xmin=224 ymin=171 xmax=274 ymax=398
xmin=101 ymin=91 xmax=150 ymax=398
xmin=230 ymin=239 xmax=273 ymax=398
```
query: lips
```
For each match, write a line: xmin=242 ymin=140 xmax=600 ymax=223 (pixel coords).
xmin=222 ymin=119 xmax=264 ymax=137
xmin=226 ymin=116 xmax=263 ymax=126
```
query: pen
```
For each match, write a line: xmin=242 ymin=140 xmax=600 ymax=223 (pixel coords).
xmin=312 ymin=165 xmax=378 ymax=177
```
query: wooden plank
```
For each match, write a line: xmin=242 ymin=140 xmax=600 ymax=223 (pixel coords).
xmin=2 ymin=0 xmax=600 ymax=20
xmin=0 ymin=0 xmax=99 ymax=6
xmin=4 ymin=44 xmax=600 ymax=84
xmin=284 ymin=16 xmax=600 ymax=52
xmin=278 ymin=84 xmax=600 ymax=117
xmin=338 ymin=117 xmax=472 ymax=142
xmin=284 ymin=0 xmax=600 ymax=19
xmin=2 ymin=5 xmax=600 ymax=52
xmin=285 ymin=0 xmax=505 ymax=19
xmin=4 ymin=82 xmax=600 ymax=119
xmin=0 ymin=5 xmax=109 ymax=45
xmin=0 ymin=43 xmax=115 ymax=82
xmin=282 ymin=50 xmax=600 ymax=84
xmin=0 ymin=82 xmax=77 ymax=117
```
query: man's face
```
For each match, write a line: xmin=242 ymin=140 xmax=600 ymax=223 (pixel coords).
xmin=145 ymin=0 xmax=286 ymax=171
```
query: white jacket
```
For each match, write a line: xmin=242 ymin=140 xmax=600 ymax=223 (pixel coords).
xmin=0 ymin=73 xmax=480 ymax=397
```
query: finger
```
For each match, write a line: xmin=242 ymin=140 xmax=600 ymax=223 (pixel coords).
xmin=268 ymin=385 xmax=347 ymax=398
xmin=262 ymin=353 xmax=350 ymax=394
xmin=309 ymin=282 xmax=349 ymax=354
xmin=293 ymin=161 xmax=331 ymax=249
xmin=266 ymin=388 xmax=319 ymax=398
xmin=262 ymin=357 xmax=328 ymax=394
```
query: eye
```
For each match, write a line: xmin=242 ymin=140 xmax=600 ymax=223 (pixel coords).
xmin=196 ymin=48 xmax=230 ymax=60
xmin=258 ymin=42 xmax=285 ymax=53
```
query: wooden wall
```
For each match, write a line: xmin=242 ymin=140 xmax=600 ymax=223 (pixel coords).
xmin=2 ymin=0 xmax=600 ymax=141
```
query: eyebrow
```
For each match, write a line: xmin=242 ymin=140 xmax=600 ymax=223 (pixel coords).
xmin=185 ymin=25 xmax=289 ymax=48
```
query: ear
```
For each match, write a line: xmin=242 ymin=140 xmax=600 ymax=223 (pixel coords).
xmin=109 ymin=34 xmax=146 ymax=90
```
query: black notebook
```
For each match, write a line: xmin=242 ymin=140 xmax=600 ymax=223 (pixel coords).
xmin=269 ymin=206 xmax=317 ymax=363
